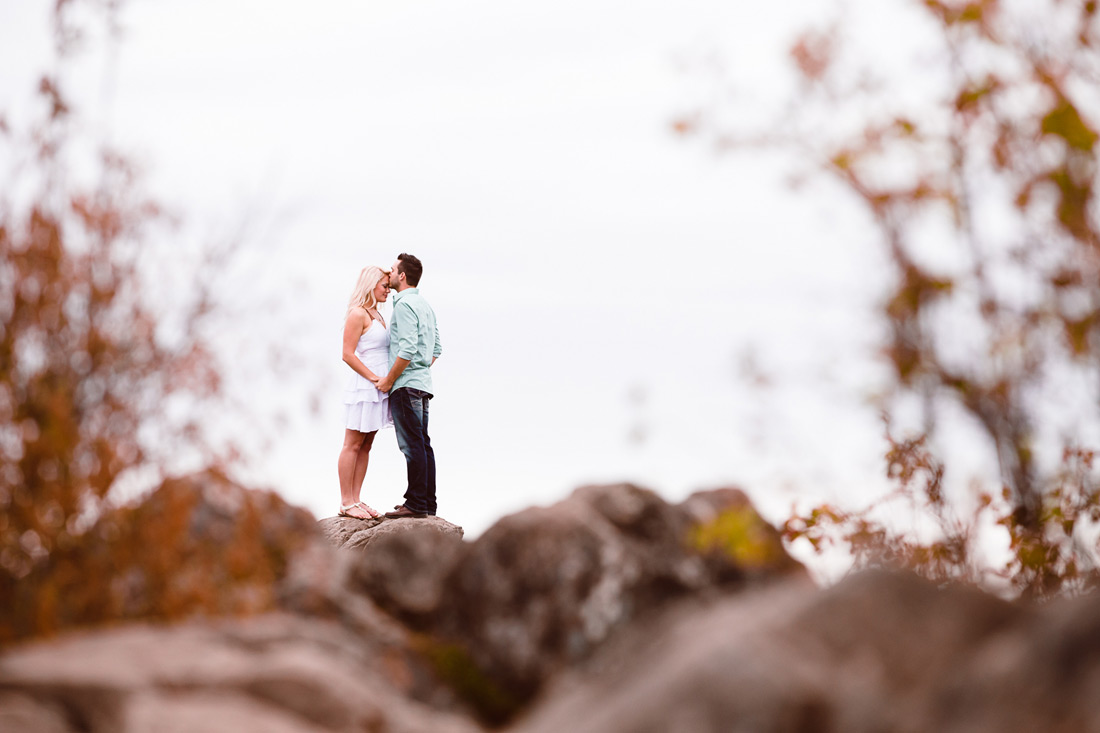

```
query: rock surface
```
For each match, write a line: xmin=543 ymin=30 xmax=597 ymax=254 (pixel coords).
xmin=508 ymin=570 xmax=1021 ymax=733
xmin=346 ymin=522 xmax=468 ymax=624
xmin=9 ymin=475 xmax=1100 ymax=732
xmin=506 ymin=568 xmax=1100 ymax=732
xmin=0 ymin=614 xmax=482 ymax=733
xmin=318 ymin=514 xmax=465 ymax=551
xmin=427 ymin=483 xmax=806 ymax=717
xmin=316 ymin=515 xmax=468 ymax=626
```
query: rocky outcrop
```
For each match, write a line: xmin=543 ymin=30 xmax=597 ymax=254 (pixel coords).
xmin=15 ymin=474 xmax=1100 ymax=732
xmin=375 ymin=483 xmax=806 ymax=721
xmin=318 ymin=514 xmax=465 ymax=551
xmin=0 ymin=614 xmax=482 ymax=733
xmin=505 ymin=567 xmax=1100 ymax=732
xmin=508 ymin=570 xmax=1022 ymax=733
xmin=346 ymin=522 xmax=468 ymax=624
xmin=0 ymin=479 xmax=805 ymax=732
xmin=315 ymin=515 xmax=469 ymax=628
xmin=921 ymin=588 xmax=1100 ymax=732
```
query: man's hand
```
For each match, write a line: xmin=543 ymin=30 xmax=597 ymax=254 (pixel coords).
xmin=373 ymin=357 xmax=408 ymax=394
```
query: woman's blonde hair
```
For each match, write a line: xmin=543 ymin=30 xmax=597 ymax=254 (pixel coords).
xmin=346 ymin=265 xmax=388 ymax=317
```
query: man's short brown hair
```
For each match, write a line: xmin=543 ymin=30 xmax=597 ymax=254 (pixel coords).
xmin=396 ymin=253 xmax=424 ymax=286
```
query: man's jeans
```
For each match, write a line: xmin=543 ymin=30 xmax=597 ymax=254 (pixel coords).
xmin=390 ymin=387 xmax=436 ymax=515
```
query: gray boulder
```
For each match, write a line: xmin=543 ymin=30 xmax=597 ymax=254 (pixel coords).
xmin=318 ymin=515 xmax=463 ymax=551
xmin=346 ymin=522 xmax=468 ymax=624
xmin=429 ymin=483 xmax=806 ymax=719
xmin=0 ymin=614 xmax=484 ymax=733
xmin=507 ymin=570 xmax=1072 ymax=733
xmin=315 ymin=515 xmax=467 ymax=628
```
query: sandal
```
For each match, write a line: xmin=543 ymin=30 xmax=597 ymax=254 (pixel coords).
xmin=338 ymin=503 xmax=371 ymax=520
xmin=356 ymin=502 xmax=383 ymax=520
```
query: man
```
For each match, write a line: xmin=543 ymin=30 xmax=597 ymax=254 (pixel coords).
xmin=374 ymin=253 xmax=442 ymax=519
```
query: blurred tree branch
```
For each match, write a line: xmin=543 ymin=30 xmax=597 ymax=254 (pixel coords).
xmin=678 ymin=0 xmax=1100 ymax=598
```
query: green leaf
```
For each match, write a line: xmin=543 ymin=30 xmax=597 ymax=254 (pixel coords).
xmin=1041 ymin=100 xmax=1098 ymax=152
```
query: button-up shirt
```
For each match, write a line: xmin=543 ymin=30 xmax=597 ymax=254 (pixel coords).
xmin=388 ymin=287 xmax=441 ymax=394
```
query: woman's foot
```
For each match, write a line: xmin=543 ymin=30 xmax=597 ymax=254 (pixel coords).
xmin=339 ymin=503 xmax=374 ymax=520
xmin=356 ymin=502 xmax=383 ymax=519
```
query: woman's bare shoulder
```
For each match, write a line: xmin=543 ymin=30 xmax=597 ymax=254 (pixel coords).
xmin=345 ymin=306 xmax=369 ymax=322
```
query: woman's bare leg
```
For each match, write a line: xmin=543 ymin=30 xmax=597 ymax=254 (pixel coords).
xmin=353 ymin=430 xmax=377 ymax=497
xmin=338 ymin=429 xmax=371 ymax=519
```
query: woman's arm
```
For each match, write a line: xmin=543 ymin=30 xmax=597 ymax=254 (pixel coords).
xmin=342 ymin=308 xmax=379 ymax=382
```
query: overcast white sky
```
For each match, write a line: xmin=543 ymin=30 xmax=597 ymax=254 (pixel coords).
xmin=2 ymin=0 xmax=946 ymax=558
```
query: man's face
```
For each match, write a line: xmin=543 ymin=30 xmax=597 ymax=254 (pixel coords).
xmin=389 ymin=261 xmax=403 ymax=289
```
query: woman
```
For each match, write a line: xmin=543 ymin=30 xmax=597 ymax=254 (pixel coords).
xmin=338 ymin=265 xmax=393 ymax=520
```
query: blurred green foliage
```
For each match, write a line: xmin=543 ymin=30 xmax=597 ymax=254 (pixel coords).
xmin=690 ymin=507 xmax=790 ymax=570
xmin=415 ymin=636 xmax=521 ymax=726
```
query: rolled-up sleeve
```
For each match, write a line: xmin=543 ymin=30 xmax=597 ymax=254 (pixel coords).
xmin=393 ymin=301 xmax=419 ymax=361
xmin=433 ymin=319 xmax=442 ymax=358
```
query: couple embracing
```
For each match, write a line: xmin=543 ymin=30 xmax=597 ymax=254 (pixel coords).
xmin=337 ymin=253 xmax=441 ymax=521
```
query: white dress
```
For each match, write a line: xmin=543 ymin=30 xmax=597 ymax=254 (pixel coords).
xmin=343 ymin=319 xmax=393 ymax=432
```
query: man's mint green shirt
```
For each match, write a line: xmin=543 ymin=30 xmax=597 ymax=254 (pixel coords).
xmin=388 ymin=287 xmax=441 ymax=394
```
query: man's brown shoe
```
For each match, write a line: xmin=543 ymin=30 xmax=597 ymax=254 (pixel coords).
xmin=385 ymin=505 xmax=427 ymax=519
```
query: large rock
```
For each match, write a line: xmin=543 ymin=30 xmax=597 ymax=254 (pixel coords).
xmin=508 ymin=570 xmax=1073 ymax=733
xmin=17 ymin=474 xmax=1100 ymax=733
xmin=0 ymin=614 xmax=483 ymax=733
xmin=426 ymin=483 xmax=806 ymax=721
xmin=0 ymin=692 xmax=72 ymax=733
xmin=281 ymin=520 xmax=478 ymax=715
xmin=318 ymin=514 xmax=464 ymax=552
xmin=346 ymin=522 xmax=468 ymax=624
xmin=315 ymin=515 xmax=467 ymax=627
xmin=508 ymin=577 xmax=820 ymax=733
xmin=678 ymin=488 xmax=806 ymax=581
xmin=924 ymin=588 xmax=1100 ymax=732
xmin=316 ymin=515 xmax=382 ymax=548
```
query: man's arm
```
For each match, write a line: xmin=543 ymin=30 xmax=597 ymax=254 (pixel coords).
xmin=374 ymin=357 xmax=410 ymax=393
xmin=433 ymin=318 xmax=442 ymax=360
xmin=375 ymin=301 xmax=418 ymax=393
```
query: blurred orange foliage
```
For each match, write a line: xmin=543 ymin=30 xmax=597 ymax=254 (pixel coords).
xmin=2 ymin=470 xmax=316 ymax=642
xmin=787 ymin=0 xmax=1100 ymax=598
xmin=0 ymin=1 xmax=270 ymax=639
xmin=683 ymin=0 xmax=1100 ymax=598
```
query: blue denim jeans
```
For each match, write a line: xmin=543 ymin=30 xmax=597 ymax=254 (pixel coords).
xmin=390 ymin=387 xmax=436 ymax=514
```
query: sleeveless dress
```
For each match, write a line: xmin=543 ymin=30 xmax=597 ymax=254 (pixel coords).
xmin=343 ymin=318 xmax=393 ymax=432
